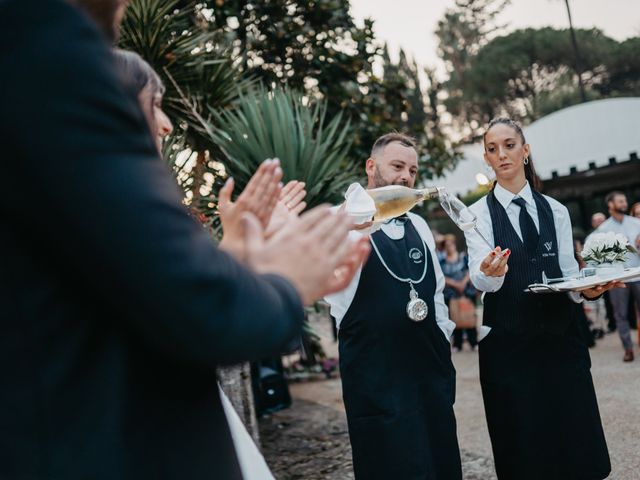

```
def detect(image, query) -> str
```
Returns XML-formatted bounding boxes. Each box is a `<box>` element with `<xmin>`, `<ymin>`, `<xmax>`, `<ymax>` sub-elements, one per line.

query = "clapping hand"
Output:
<box><xmin>265</xmin><ymin>180</ymin><xmax>307</xmax><ymax>238</ymax></box>
<box><xmin>217</xmin><ymin>161</ymin><xmax>370</xmax><ymax>303</ymax></box>
<box><xmin>219</xmin><ymin>159</ymin><xmax>283</xmax><ymax>261</ymax></box>
<box><xmin>242</xmin><ymin>205</ymin><xmax>371</xmax><ymax>305</ymax></box>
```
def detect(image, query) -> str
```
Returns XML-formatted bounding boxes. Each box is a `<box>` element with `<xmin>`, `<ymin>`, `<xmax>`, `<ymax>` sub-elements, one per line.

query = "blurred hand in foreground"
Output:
<box><xmin>265</xmin><ymin>180</ymin><xmax>307</xmax><ymax>238</ymax></box>
<box><xmin>218</xmin><ymin>159</ymin><xmax>282</xmax><ymax>261</ymax></box>
<box><xmin>242</xmin><ymin>206</ymin><xmax>371</xmax><ymax>305</ymax></box>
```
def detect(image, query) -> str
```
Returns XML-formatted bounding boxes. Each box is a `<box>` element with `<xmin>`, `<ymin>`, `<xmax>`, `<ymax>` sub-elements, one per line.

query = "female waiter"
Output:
<box><xmin>464</xmin><ymin>117</ymin><xmax>620</xmax><ymax>480</ymax></box>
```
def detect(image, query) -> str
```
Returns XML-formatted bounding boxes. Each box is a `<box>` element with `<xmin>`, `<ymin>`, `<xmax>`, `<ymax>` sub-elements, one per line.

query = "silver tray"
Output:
<box><xmin>526</xmin><ymin>266</ymin><xmax>640</xmax><ymax>293</ymax></box>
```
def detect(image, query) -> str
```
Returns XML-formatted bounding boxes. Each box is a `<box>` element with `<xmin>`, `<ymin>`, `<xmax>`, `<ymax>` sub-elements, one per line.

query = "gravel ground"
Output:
<box><xmin>260</xmin><ymin>398</ymin><xmax>353</xmax><ymax>480</ymax></box>
<box><xmin>260</xmin><ymin>382</ymin><xmax>497</xmax><ymax>480</ymax></box>
<box><xmin>260</xmin><ymin>315</ymin><xmax>640</xmax><ymax>479</ymax></box>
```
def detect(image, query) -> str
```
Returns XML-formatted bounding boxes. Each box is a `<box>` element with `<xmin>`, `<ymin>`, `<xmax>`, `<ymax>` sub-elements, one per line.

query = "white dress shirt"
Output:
<box><xmin>592</xmin><ymin>215</ymin><xmax>640</xmax><ymax>268</ymax></box>
<box><xmin>324</xmin><ymin>212</ymin><xmax>455</xmax><ymax>340</ymax></box>
<box><xmin>464</xmin><ymin>182</ymin><xmax>582</xmax><ymax>303</ymax></box>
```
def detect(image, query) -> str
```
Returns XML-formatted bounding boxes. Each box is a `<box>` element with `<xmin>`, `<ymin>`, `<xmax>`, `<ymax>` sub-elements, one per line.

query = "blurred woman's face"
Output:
<box><xmin>137</xmin><ymin>84</ymin><xmax>173</xmax><ymax>152</ymax></box>
<box><xmin>153</xmin><ymin>93</ymin><xmax>173</xmax><ymax>147</ymax></box>
<box><xmin>633</xmin><ymin>207</ymin><xmax>640</xmax><ymax>219</ymax></box>
<box><xmin>484</xmin><ymin>124</ymin><xmax>530</xmax><ymax>184</ymax></box>
<box><xmin>137</xmin><ymin>84</ymin><xmax>155</xmax><ymax>131</ymax></box>
<box><xmin>445</xmin><ymin>239</ymin><xmax>457</xmax><ymax>254</ymax></box>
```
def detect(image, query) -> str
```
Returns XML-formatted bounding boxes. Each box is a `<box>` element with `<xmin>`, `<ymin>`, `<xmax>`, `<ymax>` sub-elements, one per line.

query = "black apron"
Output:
<box><xmin>480</xmin><ymin>191</ymin><xmax>611</xmax><ymax>480</ymax></box>
<box><xmin>339</xmin><ymin>219</ymin><xmax>462</xmax><ymax>480</ymax></box>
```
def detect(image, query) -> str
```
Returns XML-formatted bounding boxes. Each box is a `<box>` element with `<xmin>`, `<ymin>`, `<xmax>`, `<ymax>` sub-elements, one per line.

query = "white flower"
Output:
<box><xmin>582</xmin><ymin>232</ymin><xmax>630</xmax><ymax>265</ymax></box>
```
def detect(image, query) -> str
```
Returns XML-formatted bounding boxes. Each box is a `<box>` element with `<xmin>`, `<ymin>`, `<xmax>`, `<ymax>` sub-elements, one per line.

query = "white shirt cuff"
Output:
<box><xmin>471</xmin><ymin>270</ymin><xmax>505</xmax><ymax>293</ymax></box>
<box><xmin>568</xmin><ymin>291</ymin><xmax>583</xmax><ymax>304</ymax></box>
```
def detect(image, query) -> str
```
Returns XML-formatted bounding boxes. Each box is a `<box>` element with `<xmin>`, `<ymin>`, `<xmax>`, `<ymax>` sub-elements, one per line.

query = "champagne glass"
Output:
<box><xmin>541</xmin><ymin>268</ymin><xmax>596</xmax><ymax>285</ymax></box>
<box><xmin>541</xmin><ymin>271</ymin><xmax>568</xmax><ymax>284</ymax></box>
<box><xmin>438</xmin><ymin>190</ymin><xmax>494</xmax><ymax>249</ymax></box>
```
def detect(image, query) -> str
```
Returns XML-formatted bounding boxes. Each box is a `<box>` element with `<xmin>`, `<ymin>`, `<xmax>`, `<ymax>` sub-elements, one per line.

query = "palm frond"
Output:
<box><xmin>205</xmin><ymin>87</ymin><xmax>357</xmax><ymax>207</ymax></box>
<box><xmin>119</xmin><ymin>0</ymin><xmax>253</xmax><ymax>150</ymax></box>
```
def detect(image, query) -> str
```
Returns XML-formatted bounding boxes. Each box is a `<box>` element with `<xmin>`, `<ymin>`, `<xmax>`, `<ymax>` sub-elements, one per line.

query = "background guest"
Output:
<box><xmin>591</xmin><ymin>212</ymin><xmax>607</xmax><ymax>231</ymax></box>
<box><xmin>591</xmin><ymin>191</ymin><xmax>640</xmax><ymax>361</ymax></box>
<box><xmin>440</xmin><ymin>234</ymin><xmax>478</xmax><ymax>352</ymax></box>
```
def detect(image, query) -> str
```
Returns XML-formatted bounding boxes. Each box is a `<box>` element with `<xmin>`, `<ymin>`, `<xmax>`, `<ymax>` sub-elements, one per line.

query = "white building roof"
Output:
<box><xmin>437</xmin><ymin>97</ymin><xmax>640</xmax><ymax>196</ymax></box>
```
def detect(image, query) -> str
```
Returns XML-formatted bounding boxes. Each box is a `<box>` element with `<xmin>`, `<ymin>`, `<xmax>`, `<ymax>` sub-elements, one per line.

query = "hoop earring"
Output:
<box><xmin>523</xmin><ymin>156</ymin><xmax>529</xmax><ymax>165</ymax></box>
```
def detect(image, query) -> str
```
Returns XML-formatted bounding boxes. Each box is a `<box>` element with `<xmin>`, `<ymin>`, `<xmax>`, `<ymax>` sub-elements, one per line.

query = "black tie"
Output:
<box><xmin>512</xmin><ymin>197</ymin><xmax>539</xmax><ymax>251</ymax></box>
<box><xmin>387</xmin><ymin>214</ymin><xmax>409</xmax><ymax>225</ymax></box>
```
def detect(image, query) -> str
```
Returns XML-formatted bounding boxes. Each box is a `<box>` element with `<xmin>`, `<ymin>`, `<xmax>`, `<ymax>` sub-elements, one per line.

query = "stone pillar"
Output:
<box><xmin>218</xmin><ymin>363</ymin><xmax>260</xmax><ymax>445</ymax></box>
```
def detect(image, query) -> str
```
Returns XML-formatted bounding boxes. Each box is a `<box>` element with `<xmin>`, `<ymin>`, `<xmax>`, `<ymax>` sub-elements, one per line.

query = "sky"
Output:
<box><xmin>349</xmin><ymin>0</ymin><xmax>640</xmax><ymax>75</ymax></box>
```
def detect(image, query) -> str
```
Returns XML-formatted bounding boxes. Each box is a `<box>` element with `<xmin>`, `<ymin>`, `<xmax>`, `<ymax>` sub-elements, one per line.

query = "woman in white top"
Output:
<box><xmin>464</xmin><ymin>117</ymin><xmax>620</xmax><ymax>480</ymax></box>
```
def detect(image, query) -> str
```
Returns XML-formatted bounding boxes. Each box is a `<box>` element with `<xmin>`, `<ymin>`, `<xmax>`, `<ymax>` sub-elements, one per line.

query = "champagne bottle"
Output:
<box><xmin>366</xmin><ymin>185</ymin><xmax>442</xmax><ymax>222</ymax></box>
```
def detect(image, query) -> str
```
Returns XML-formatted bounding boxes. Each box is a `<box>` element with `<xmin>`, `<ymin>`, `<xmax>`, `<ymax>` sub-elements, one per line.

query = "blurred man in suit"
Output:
<box><xmin>0</xmin><ymin>0</ymin><xmax>368</xmax><ymax>478</ymax></box>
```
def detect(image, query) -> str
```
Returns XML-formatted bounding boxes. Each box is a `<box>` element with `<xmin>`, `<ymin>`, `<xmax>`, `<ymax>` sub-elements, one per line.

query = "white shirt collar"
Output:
<box><xmin>494</xmin><ymin>181</ymin><xmax>534</xmax><ymax>210</ymax></box>
<box><xmin>380</xmin><ymin>217</ymin><xmax>406</xmax><ymax>240</ymax></box>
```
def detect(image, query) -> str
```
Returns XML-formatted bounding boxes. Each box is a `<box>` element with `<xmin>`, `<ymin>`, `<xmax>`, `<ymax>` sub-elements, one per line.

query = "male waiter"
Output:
<box><xmin>326</xmin><ymin>133</ymin><xmax>462</xmax><ymax>479</ymax></box>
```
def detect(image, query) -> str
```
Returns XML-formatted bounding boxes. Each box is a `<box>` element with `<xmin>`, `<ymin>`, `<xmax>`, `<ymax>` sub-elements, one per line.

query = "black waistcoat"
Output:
<box><xmin>338</xmin><ymin>219</ymin><xmax>461</xmax><ymax>480</ymax></box>
<box><xmin>483</xmin><ymin>190</ymin><xmax>574</xmax><ymax>335</ymax></box>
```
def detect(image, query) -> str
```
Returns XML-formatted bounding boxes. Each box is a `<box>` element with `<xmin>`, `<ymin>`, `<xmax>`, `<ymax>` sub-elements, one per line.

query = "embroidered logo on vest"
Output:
<box><xmin>542</xmin><ymin>240</ymin><xmax>556</xmax><ymax>257</ymax></box>
<box><xmin>409</xmin><ymin>248</ymin><xmax>424</xmax><ymax>264</ymax></box>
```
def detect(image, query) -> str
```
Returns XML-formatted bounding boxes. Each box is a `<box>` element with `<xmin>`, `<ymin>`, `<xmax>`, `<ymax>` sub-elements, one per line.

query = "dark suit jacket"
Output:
<box><xmin>0</xmin><ymin>0</ymin><xmax>303</xmax><ymax>478</ymax></box>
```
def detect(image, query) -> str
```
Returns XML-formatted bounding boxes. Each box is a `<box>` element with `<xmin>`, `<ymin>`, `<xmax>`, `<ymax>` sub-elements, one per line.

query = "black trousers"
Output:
<box><xmin>452</xmin><ymin>328</ymin><xmax>478</xmax><ymax>349</ymax></box>
<box><xmin>479</xmin><ymin>323</ymin><xmax>610</xmax><ymax>480</ymax></box>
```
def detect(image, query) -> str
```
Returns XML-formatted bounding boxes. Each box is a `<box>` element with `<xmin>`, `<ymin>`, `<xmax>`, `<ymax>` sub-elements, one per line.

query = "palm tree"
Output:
<box><xmin>119</xmin><ymin>0</ymin><xmax>254</xmax><ymax>210</ymax></box>
<box><xmin>207</xmin><ymin>86</ymin><xmax>358</xmax><ymax>208</ymax></box>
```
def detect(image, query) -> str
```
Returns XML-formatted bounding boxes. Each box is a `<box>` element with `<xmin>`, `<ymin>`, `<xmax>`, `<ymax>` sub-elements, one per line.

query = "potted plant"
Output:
<box><xmin>581</xmin><ymin>232</ymin><xmax>636</xmax><ymax>274</ymax></box>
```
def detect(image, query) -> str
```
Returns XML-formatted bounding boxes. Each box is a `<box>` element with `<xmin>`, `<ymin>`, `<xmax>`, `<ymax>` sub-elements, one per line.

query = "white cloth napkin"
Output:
<box><xmin>344</xmin><ymin>182</ymin><xmax>377</xmax><ymax>224</ymax></box>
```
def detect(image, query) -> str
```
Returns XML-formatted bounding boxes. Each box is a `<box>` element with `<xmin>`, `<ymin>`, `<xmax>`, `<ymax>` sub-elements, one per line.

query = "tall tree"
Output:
<box><xmin>559</xmin><ymin>0</ymin><xmax>587</xmax><ymax>102</ymax></box>
<box><xmin>122</xmin><ymin>0</ymin><xmax>462</xmax><ymax>195</ymax></box>
<box><xmin>198</xmin><ymin>1</ymin><xmax>460</xmax><ymax>179</ymax></box>
<box><xmin>436</xmin><ymin>0</ymin><xmax>511</xmax><ymax>140</ymax></box>
<box><xmin>366</xmin><ymin>46</ymin><xmax>461</xmax><ymax>181</ymax></box>
<box><xmin>196</xmin><ymin>1</ymin><xmax>381</xmax><ymax>160</ymax></box>
<box><xmin>451</xmin><ymin>27</ymin><xmax>618</xmax><ymax>129</ymax></box>
<box><xmin>600</xmin><ymin>36</ymin><xmax>640</xmax><ymax>97</ymax></box>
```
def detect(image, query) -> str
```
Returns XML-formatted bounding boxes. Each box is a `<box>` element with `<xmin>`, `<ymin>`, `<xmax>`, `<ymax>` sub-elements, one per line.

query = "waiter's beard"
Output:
<box><xmin>372</xmin><ymin>167</ymin><xmax>408</xmax><ymax>188</ymax></box>
<box><xmin>614</xmin><ymin>207</ymin><xmax>628</xmax><ymax>215</ymax></box>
